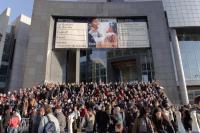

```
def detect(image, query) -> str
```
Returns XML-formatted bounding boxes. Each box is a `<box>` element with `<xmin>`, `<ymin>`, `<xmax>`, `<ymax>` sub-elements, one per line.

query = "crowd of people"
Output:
<box><xmin>0</xmin><ymin>81</ymin><xmax>200</xmax><ymax>133</ymax></box>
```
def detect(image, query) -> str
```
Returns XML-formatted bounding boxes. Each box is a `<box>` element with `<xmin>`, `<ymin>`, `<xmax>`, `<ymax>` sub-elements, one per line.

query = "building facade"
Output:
<box><xmin>8</xmin><ymin>15</ymin><xmax>31</xmax><ymax>90</ymax></box>
<box><xmin>22</xmin><ymin>0</ymin><xmax>180</xmax><ymax>103</ymax></box>
<box><xmin>0</xmin><ymin>9</ymin><xmax>31</xmax><ymax>92</ymax></box>
<box><xmin>0</xmin><ymin>0</ymin><xmax>197</xmax><ymax>103</ymax></box>
<box><xmin>163</xmin><ymin>0</ymin><xmax>200</xmax><ymax>103</ymax></box>
<box><xmin>0</xmin><ymin>8</ymin><xmax>11</xmax><ymax>90</ymax></box>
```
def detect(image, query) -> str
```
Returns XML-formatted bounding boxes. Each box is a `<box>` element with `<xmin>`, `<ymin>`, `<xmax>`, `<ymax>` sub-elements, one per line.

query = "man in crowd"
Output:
<box><xmin>55</xmin><ymin>105</ymin><xmax>66</xmax><ymax>133</ymax></box>
<box><xmin>96</xmin><ymin>106</ymin><xmax>109</xmax><ymax>133</ymax></box>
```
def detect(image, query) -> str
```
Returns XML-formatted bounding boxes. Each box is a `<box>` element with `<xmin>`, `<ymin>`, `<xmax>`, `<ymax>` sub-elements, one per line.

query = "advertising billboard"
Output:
<box><xmin>88</xmin><ymin>18</ymin><xmax>118</xmax><ymax>48</ymax></box>
<box><xmin>55</xmin><ymin>22</ymin><xmax>88</xmax><ymax>48</ymax></box>
<box><xmin>55</xmin><ymin>19</ymin><xmax>150</xmax><ymax>49</ymax></box>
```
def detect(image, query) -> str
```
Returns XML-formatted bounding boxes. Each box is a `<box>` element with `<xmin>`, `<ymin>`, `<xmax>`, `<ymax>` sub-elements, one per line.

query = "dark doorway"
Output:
<box><xmin>111</xmin><ymin>60</ymin><xmax>137</xmax><ymax>82</ymax></box>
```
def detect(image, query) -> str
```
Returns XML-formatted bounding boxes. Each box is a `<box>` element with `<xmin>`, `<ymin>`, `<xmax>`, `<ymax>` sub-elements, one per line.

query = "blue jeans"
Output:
<box><xmin>7</xmin><ymin>127</ymin><xmax>18</xmax><ymax>133</ymax></box>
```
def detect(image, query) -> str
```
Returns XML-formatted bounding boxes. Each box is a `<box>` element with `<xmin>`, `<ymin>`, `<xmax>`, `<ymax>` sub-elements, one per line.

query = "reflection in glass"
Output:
<box><xmin>180</xmin><ymin>41</ymin><xmax>200</xmax><ymax>80</ymax></box>
<box><xmin>80</xmin><ymin>48</ymin><xmax>154</xmax><ymax>83</ymax></box>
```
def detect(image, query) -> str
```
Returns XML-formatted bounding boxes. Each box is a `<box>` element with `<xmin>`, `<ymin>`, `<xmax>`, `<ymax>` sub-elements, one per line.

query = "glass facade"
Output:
<box><xmin>188</xmin><ymin>89</ymin><xmax>200</xmax><ymax>103</ymax></box>
<box><xmin>180</xmin><ymin>41</ymin><xmax>200</xmax><ymax>81</ymax></box>
<box><xmin>80</xmin><ymin>48</ymin><xmax>154</xmax><ymax>83</ymax></box>
<box><xmin>163</xmin><ymin>0</ymin><xmax>200</xmax><ymax>27</ymax></box>
<box><xmin>0</xmin><ymin>31</ymin><xmax>15</xmax><ymax>90</ymax></box>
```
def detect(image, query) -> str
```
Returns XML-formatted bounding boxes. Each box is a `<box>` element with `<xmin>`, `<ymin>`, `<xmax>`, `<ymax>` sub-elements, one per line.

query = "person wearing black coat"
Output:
<box><xmin>152</xmin><ymin>107</ymin><xmax>175</xmax><ymax>133</ymax></box>
<box><xmin>182</xmin><ymin>109</ymin><xmax>192</xmax><ymax>132</ymax></box>
<box><xmin>0</xmin><ymin>103</ymin><xmax>4</xmax><ymax>133</ymax></box>
<box><xmin>95</xmin><ymin>107</ymin><xmax>110</xmax><ymax>133</ymax></box>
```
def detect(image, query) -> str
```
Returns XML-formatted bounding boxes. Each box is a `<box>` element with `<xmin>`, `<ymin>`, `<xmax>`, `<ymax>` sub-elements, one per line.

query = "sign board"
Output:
<box><xmin>118</xmin><ymin>22</ymin><xmax>150</xmax><ymax>48</ymax></box>
<box><xmin>55</xmin><ymin>22</ymin><xmax>88</xmax><ymax>48</ymax></box>
<box><xmin>55</xmin><ymin>20</ymin><xmax>150</xmax><ymax>49</ymax></box>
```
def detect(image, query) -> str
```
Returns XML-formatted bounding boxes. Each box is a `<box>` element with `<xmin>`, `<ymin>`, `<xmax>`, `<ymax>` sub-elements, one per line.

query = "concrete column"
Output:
<box><xmin>76</xmin><ymin>49</ymin><xmax>80</xmax><ymax>83</ymax></box>
<box><xmin>67</xmin><ymin>50</ymin><xmax>76</xmax><ymax>82</ymax></box>
<box><xmin>170</xmin><ymin>29</ymin><xmax>189</xmax><ymax>104</ymax></box>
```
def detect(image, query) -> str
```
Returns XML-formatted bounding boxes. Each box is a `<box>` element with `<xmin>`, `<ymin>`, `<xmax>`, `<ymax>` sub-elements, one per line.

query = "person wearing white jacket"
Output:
<box><xmin>191</xmin><ymin>110</ymin><xmax>200</xmax><ymax>133</ymax></box>
<box><xmin>175</xmin><ymin>110</ymin><xmax>186</xmax><ymax>133</ymax></box>
<box><xmin>68</xmin><ymin>111</ymin><xmax>76</xmax><ymax>133</ymax></box>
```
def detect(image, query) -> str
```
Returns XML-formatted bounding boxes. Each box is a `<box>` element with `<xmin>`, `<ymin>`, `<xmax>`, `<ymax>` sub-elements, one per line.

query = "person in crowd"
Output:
<box><xmin>125</xmin><ymin>106</ymin><xmax>138</xmax><ymax>133</ymax></box>
<box><xmin>0</xmin><ymin>102</ymin><xmax>3</xmax><ymax>133</ymax></box>
<box><xmin>115</xmin><ymin>123</ymin><xmax>125</xmax><ymax>133</ymax></box>
<box><xmin>35</xmin><ymin>107</ymin><xmax>45</xmax><ymax>133</ymax></box>
<box><xmin>174</xmin><ymin>108</ymin><xmax>186</xmax><ymax>133</ymax></box>
<box><xmin>55</xmin><ymin>105</ymin><xmax>66</xmax><ymax>133</ymax></box>
<box><xmin>68</xmin><ymin>109</ymin><xmax>76</xmax><ymax>133</ymax></box>
<box><xmin>182</xmin><ymin>109</ymin><xmax>192</xmax><ymax>132</ymax></box>
<box><xmin>114</xmin><ymin>107</ymin><xmax>123</xmax><ymax>125</ymax></box>
<box><xmin>152</xmin><ymin>107</ymin><xmax>175</xmax><ymax>133</ymax></box>
<box><xmin>190</xmin><ymin>110</ymin><xmax>200</xmax><ymax>133</ymax></box>
<box><xmin>162</xmin><ymin>101</ymin><xmax>178</xmax><ymax>132</ymax></box>
<box><xmin>80</xmin><ymin>104</ymin><xmax>88</xmax><ymax>130</ymax></box>
<box><xmin>38</xmin><ymin>106</ymin><xmax>60</xmax><ymax>133</ymax></box>
<box><xmin>7</xmin><ymin>110</ymin><xmax>20</xmax><ymax>133</ymax></box>
<box><xmin>85</xmin><ymin>108</ymin><xmax>95</xmax><ymax>133</ymax></box>
<box><xmin>72</xmin><ymin>106</ymin><xmax>80</xmax><ymax>133</ymax></box>
<box><xmin>29</xmin><ymin>107</ymin><xmax>37</xmax><ymax>133</ymax></box>
<box><xmin>133</xmin><ymin>107</ymin><xmax>154</xmax><ymax>133</ymax></box>
<box><xmin>3</xmin><ymin>106</ymin><xmax>12</xmax><ymax>133</ymax></box>
<box><xmin>96</xmin><ymin>106</ymin><xmax>110</xmax><ymax>133</ymax></box>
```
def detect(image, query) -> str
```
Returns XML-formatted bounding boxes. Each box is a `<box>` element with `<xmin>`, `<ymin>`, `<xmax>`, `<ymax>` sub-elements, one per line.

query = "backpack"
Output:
<box><xmin>43</xmin><ymin>115</ymin><xmax>56</xmax><ymax>133</ymax></box>
<box><xmin>136</xmin><ymin>117</ymin><xmax>154</xmax><ymax>133</ymax></box>
<box><xmin>139</xmin><ymin>118</ymin><xmax>148</xmax><ymax>132</ymax></box>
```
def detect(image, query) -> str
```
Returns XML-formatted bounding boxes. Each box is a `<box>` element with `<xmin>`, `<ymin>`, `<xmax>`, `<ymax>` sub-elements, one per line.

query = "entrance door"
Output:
<box><xmin>112</xmin><ymin>60</ymin><xmax>137</xmax><ymax>82</ymax></box>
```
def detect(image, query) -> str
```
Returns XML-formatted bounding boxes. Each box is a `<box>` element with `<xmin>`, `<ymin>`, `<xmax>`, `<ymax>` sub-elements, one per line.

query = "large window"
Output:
<box><xmin>177</xmin><ymin>28</ymin><xmax>200</xmax><ymax>41</ymax></box>
<box><xmin>0</xmin><ymin>65</ymin><xmax>8</xmax><ymax>75</ymax></box>
<box><xmin>177</xmin><ymin>28</ymin><xmax>200</xmax><ymax>81</ymax></box>
<box><xmin>80</xmin><ymin>48</ymin><xmax>154</xmax><ymax>83</ymax></box>
<box><xmin>180</xmin><ymin>41</ymin><xmax>200</xmax><ymax>80</ymax></box>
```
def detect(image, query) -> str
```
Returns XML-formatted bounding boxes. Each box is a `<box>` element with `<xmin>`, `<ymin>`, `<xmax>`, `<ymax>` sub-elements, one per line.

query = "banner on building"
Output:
<box><xmin>118</xmin><ymin>22</ymin><xmax>150</xmax><ymax>48</ymax></box>
<box><xmin>88</xmin><ymin>18</ymin><xmax>118</xmax><ymax>48</ymax></box>
<box><xmin>55</xmin><ymin>19</ymin><xmax>150</xmax><ymax>49</ymax></box>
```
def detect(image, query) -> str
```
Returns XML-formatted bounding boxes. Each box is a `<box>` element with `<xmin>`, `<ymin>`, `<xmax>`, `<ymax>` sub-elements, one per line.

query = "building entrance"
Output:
<box><xmin>112</xmin><ymin>60</ymin><xmax>137</xmax><ymax>82</ymax></box>
<box><xmin>79</xmin><ymin>48</ymin><xmax>154</xmax><ymax>83</ymax></box>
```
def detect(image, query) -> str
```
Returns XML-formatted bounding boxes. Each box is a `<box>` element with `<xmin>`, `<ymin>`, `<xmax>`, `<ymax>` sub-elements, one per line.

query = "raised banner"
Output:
<box><xmin>55</xmin><ymin>22</ymin><xmax>88</xmax><ymax>48</ymax></box>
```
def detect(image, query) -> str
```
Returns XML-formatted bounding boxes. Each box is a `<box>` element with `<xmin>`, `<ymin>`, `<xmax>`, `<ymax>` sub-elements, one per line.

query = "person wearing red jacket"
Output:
<box><xmin>7</xmin><ymin>111</ymin><xmax>20</xmax><ymax>133</ymax></box>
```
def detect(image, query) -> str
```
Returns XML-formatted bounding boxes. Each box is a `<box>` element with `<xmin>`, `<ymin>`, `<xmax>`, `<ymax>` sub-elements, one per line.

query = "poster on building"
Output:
<box><xmin>55</xmin><ymin>22</ymin><xmax>88</xmax><ymax>48</ymax></box>
<box><xmin>88</xmin><ymin>18</ymin><xmax>118</xmax><ymax>48</ymax></box>
<box><xmin>117</xmin><ymin>22</ymin><xmax>150</xmax><ymax>48</ymax></box>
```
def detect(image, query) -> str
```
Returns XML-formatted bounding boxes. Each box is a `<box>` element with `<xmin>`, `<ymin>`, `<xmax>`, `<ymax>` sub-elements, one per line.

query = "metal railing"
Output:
<box><xmin>18</xmin><ymin>118</ymin><xmax>29</xmax><ymax>133</ymax></box>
